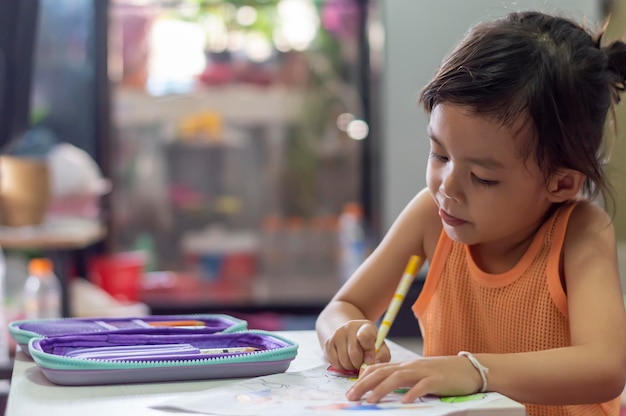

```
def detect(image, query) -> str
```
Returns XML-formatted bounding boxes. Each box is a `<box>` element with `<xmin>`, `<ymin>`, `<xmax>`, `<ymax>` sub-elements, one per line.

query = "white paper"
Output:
<box><xmin>154</xmin><ymin>365</ymin><xmax>508</xmax><ymax>416</ymax></box>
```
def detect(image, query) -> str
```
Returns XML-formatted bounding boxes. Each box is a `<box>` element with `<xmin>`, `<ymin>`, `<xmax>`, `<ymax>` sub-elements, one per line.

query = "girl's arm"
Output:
<box><xmin>315</xmin><ymin>188</ymin><xmax>441</xmax><ymax>370</ymax></box>
<box><xmin>347</xmin><ymin>201</ymin><xmax>626</xmax><ymax>405</ymax></box>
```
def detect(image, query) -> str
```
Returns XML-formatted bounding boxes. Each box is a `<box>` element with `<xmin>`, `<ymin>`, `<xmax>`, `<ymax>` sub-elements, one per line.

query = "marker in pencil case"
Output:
<box><xmin>199</xmin><ymin>347</ymin><xmax>260</xmax><ymax>354</ymax></box>
<box><xmin>66</xmin><ymin>344</ymin><xmax>197</xmax><ymax>360</ymax></box>
<box><xmin>130</xmin><ymin>319</ymin><xmax>207</xmax><ymax>329</ymax></box>
<box><xmin>148</xmin><ymin>320</ymin><xmax>206</xmax><ymax>328</ymax></box>
<box><xmin>67</xmin><ymin>344</ymin><xmax>261</xmax><ymax>361</ymax></box>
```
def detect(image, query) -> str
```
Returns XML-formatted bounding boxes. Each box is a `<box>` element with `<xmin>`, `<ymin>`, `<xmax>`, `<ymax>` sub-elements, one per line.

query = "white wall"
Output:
<box><xmin>381</xmin><ymin>0</ymin><xmax>601</xmax><ymax>231</ymax></box>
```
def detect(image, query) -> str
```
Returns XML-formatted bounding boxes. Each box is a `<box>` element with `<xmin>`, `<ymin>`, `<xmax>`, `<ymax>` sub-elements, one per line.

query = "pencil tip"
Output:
<box><xmin>358</xmin><ymin>362</ymin><xmax>369</xmax><ymax>378</ymax></box>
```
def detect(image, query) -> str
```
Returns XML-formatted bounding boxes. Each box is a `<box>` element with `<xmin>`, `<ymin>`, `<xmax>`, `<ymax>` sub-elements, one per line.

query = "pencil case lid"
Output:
<box><xmin>9</xmin><ymin>314</ymin><xmax>247</xmax><ymax>355</ymax></box>
<box><xmin>28</xmin><ymin>329</ymin><xmax>298</xmax><ymax>385</ymax></box>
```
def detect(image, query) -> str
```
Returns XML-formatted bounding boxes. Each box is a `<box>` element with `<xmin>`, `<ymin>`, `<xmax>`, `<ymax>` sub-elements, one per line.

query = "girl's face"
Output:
<box><xmin>426</xmin><ymin>104</ymin><xmax>554</xmax><ymax>249</ymax></box>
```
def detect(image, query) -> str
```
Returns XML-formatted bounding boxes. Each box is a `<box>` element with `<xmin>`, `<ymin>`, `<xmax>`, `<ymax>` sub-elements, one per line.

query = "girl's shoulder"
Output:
<box><xmin>567</xmin><ymin>200</ymin><xmax>613</xmax><ymax>232</ymax></box>
<box><xmin>564</xmin><ymin>199</ymin><xmax>615</xmax><ymax>248</ymax></box>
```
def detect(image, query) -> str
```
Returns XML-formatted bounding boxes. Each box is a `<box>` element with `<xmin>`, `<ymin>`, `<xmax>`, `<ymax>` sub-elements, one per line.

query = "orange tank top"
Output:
<box><xmin>412</xmin><ymin>202</ymin><xmax>619</xmax><ymax>416</ymax></box>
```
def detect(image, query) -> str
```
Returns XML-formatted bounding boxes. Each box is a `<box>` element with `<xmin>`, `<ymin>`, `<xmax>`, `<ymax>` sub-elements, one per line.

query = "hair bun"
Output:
<box><xmin>602</xmin><ymin>40</ymin><xmax>626</xmax><ymax>102</ymax></box>
<box><xmin>603</xmin><ymin>40</ymin><xmax>626</xmax><ymax>80</ymax></box>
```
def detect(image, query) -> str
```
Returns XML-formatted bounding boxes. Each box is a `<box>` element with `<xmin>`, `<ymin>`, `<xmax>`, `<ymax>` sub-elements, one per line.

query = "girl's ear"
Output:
<box><xmin>546</xmin><ymin>169</ymin><xmax>585</xmax><ymax>202</ymax></box>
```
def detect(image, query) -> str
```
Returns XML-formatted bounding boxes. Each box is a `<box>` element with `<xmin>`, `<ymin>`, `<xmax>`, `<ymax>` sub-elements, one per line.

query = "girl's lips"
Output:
<box><xmin>439</xmin><ymin>208</ymin><xmax>467</xmax><ymax>226</ymax></box>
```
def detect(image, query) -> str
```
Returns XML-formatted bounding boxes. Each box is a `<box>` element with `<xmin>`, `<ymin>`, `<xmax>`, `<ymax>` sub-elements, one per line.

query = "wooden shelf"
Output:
<box><xmin>115</xmin><ymin>85</ymin><xmax>305</xmax><ymax>127</ymax></box>
<box><xmin>0</xmin><ymin>217</ymin><xmax>106</xmax><ymax>250</ymax></box>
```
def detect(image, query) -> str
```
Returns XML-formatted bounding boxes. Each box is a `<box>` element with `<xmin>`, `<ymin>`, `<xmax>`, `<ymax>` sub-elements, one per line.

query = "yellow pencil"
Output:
<box><xmin>360</xmin><ymin>255</ymin><xmax>424</xmax><ymax>374</ymax></box>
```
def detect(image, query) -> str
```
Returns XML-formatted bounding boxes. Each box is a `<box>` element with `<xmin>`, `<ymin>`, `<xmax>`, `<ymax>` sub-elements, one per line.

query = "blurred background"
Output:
<box><xmin>0</xmin><ymin>0</ymin><xmax>621</xmax><ymax>336</ymax></box>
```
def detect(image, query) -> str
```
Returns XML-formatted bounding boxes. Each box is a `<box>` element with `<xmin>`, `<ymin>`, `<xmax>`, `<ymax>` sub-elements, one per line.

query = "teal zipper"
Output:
<box><xmin>29</xmin><ymin>330</ymin><xmax>298</xmax><ymax>371</ymax></box>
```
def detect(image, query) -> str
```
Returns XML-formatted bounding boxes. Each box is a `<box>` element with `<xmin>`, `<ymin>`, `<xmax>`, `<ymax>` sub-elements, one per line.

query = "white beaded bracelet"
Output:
<box><xmin>458</xmin><ymin>351</ymin><xmax>489</xmax><ymax>393</ymax></box>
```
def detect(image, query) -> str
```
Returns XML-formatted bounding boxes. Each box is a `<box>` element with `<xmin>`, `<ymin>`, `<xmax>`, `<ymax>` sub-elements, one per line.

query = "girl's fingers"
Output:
<box><xmin>356</xmin><ymin>322</ymin><xmax>378</xmax><ymax>364</ymax></box>
<box><xmin>375</xmin><ymin>343</ymin><xmax>392</xmax><ymax>364</ymax></box>
<box><xmin>338</xmin><ymin>348</ymin><xmax>359</xmax><ymax>371</ymax></box>
<box><xmin>402</xmin><ymin>377</ymin><xmax>437</xmax><ymax>403</ymax></box>
<box><xmin>325</xmin><ymin>321</ymin><xmax>380</xmax><ymax>371</ymax></box>
<box><xmin>334</xmin><ymin>332</ymin><xmax>365</xmax><ymax>371</ymax></box>
<box><xmin>333</xmin><ymin>337</ymin><xmax>356</xmax><ymax>370</ymax></box>
<box><xmin>347</xmin><ymin>362</ymin><xmax>434</xmax><ymax>403</ymax></box>
<box><xmin>346</xmin><ymin>364</ymin><xmax>389</xmax><ymax>400</ymax></box>
<box><xmin>347</xmin><ymin>342</ymin><xmax>366</xmax><ymax>370</ymax></box>
<box><xmin>323</xmin><ymin>339</ymin><xmax>341</xmax><ymax>369</ymax></box>
<box><xmin>362</xmin><ymin>367</ymin><xmax>419</xmax><ymax>403</ymax></box>
<box><xmin>346</xmin><ymin>357</ymin><xmax>482</xmax><ymax>403</ymax></box>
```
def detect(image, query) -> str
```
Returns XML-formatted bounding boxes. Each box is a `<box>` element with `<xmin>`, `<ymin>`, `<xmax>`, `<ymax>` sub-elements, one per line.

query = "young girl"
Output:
<box><xmin>316</xmin><ymin>10</ymin><xmax>626</xmax><ymax>416</ymax></box>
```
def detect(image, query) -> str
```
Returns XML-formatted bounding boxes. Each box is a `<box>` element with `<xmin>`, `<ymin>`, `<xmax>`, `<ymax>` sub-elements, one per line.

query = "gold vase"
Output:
<box><xmin>0</xmin><ymin>156</ymin><xmax>51</xmax><ymax>227</ymax></box>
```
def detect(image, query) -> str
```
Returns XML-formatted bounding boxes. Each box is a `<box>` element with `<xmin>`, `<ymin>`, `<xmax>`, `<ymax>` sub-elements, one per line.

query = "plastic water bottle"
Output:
<box><xmin>338</xmin><ymin>203</ymin><xmax>366</xmax><ymax>283</ymax></box>
<box><xmin>23</xmin><ymin>258</ymin><xmax>61</xmax><ymax>320</ymax></box>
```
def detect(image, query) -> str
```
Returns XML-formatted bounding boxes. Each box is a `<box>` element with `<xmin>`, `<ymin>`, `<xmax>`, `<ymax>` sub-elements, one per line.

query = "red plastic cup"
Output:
<box><xmin>89</xmin><ymin>252</ymin><xmax>146</xmax><ymax>302</ymax></box>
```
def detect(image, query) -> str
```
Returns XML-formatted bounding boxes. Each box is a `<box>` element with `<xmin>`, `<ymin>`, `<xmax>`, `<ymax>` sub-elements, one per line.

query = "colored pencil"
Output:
<box><xmin>375</xmin><ymin>255</ymin><xmax>423</xmax><ymax>350</ymax></box>
<box><xmin>360</xmin><ymin>255</ymin><xmax>423</xmax><ymax>374</ymax></box>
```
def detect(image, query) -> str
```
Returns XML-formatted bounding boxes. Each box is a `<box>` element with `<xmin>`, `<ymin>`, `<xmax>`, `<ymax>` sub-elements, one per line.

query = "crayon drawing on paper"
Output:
<box><xmin>156</xmin><ymin>365</ymin><xmax>504</xmax><ymax>416</ymax></box>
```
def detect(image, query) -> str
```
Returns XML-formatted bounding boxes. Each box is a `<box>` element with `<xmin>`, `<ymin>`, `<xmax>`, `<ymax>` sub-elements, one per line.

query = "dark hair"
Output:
<box><xmin>419</xmin><ymin>11</ymin><xmax>626</xmax><ymax>208</ymax></box>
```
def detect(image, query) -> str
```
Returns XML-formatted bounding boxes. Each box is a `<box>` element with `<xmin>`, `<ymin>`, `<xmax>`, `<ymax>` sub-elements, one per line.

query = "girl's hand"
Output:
<box><xmin>322</xmin><ymin>320</ymin><xmax>392</xmax><ymax>371</ymax></box>
<box><xmin>346</xmin><ymin>356</ymin><xmax>483</xmax><ymax>403</ymax></box>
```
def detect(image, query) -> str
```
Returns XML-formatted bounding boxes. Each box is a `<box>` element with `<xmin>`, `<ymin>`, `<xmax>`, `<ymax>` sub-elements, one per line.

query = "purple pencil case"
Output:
<box><xmin>9</xmin><ymin>315</ymin><xmax>298</xmax><ymax>386</ymax></box>
<box><xmin>9</xmin><ymin>314</ymin><xmax>247</xmax><ymax>357</ymax></box>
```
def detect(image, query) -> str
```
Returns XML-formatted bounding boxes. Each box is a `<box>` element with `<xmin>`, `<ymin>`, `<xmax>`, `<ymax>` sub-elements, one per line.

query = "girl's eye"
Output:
<box><xmin>429</xmin><ymin>150</ymin><xmax>448</xmax><ymax>162</ymax></box>
<box><xmin>471</xmin><ymin>173</ymin><xmax>498</xmax><ymax>187</ymax></box>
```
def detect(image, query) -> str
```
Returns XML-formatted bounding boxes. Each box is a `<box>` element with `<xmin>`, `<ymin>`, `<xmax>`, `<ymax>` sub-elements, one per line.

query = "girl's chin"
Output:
<box><xmin>442</xmin><ymin>224</ymin><xmax>478</xmax><ymax>245</ymax></box>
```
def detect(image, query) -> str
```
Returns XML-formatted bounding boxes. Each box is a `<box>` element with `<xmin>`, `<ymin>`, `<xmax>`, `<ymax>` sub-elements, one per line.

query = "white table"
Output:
<box><xmin>6</xmin><ymin>330</ymin><xmax>526</xmax><ymax>415</ymax></box>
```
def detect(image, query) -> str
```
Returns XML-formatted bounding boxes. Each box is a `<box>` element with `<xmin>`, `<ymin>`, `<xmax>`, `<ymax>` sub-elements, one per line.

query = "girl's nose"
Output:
<box><xmin>441</xmin><ymin>187</ymin><xmax>454</xmax><ymax>200</ymax></box>
<box><xmin>440</xmin><ymin>168</ymin><xmax>461</xmax><ymax>202</ymax></box>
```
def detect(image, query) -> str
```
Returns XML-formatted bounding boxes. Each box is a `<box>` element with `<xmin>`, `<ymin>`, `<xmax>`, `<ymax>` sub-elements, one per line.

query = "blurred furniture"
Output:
<box><xmin>105</xmin><ymin>0</ymin><xmax>378</xmax><ymax>320</ymax></box>
<box><xmin>0</xmin><ymin>217</ymin><xmax>106</xmax><ymax>317</ymax></box>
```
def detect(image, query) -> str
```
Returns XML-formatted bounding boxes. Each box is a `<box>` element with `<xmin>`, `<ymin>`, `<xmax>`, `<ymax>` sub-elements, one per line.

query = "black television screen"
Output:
<box><xmin>0</xmin><ymin>0</ymin><xmax>39</xmax><ymax>152</ymax></box>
